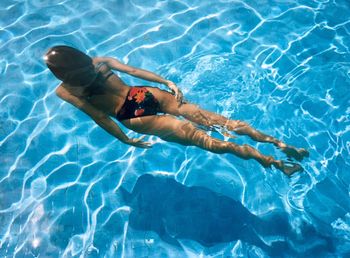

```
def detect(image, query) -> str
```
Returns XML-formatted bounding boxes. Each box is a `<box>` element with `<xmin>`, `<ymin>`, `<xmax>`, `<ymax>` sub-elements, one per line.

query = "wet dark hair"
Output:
<box><xmin>44</xmin><ymin>45</ymin><xmax>98</xmax><ymax>87</ymax></box>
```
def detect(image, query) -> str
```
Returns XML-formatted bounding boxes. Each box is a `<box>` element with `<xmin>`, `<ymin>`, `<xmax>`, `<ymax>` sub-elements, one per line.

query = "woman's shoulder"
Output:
<box><xmin>56</xmin><ymin>83</ymin><xmax>87</xmax><ymax>99</ymax></box>
<box><xmin>55</xmin><ymin>83</ymin><xmax>70</xmax><ymax>99</ymax></box>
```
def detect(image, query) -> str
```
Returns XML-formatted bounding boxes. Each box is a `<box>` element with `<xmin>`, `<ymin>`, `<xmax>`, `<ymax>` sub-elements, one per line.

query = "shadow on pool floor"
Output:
<box><xmin>119</xmin><ymin>173</ymin><xmax>335</xmax><ymax>256</ymax></box>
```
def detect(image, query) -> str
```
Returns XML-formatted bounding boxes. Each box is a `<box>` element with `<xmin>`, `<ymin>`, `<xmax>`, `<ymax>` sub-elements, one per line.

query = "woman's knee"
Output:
<box><xmin>240</xmin><ymin>144</ymin><xmax>253</xmax><ymax>155</ymax></box>
<box><xmin>201</xmin><ymin>138</ymin><xmax>232</xmax><ymax>153</ymax></box>
<box><xmin>178</xmin><ymin>103</ymin><xmax>199</xmax><ymax>116</ymax></box>
<box><xmin>179</xmin><ymin>104</ymin><xmax>214</xmax><ymax>126</ymax></box>
<box><xmin>235</xmin><ymin>121</ymin><xmax>249</xmax><ymax>128</ymax></box>
<box><xmin>176</xmin><ymin>123</ymin><xmax>217</xmax><ymax>149</ymax></box>
<box><xmin>228</xmin><ymin>120</ymin><xmax>250</xmax><ymax>132</ymax></box>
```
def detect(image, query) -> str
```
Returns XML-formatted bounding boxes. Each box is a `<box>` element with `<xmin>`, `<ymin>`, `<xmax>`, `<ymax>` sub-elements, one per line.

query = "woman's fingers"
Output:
<box><xmin>137</xmin><ymin>135</ymin><xmax>146</xmax><ymax>141</ymax></box>
<box><xmin>177</xmin><ymin>90</ymin><xmax>184</xmax><ymax>102</ymax></box>
<box><xmin>175</xmin><ymin>90</ymin><xmax>184</xmax><ymax>106</ymax></box>
<box><xmin>167</xmin><ymin>81</ymin><xmax>185</xmax><ymax>104</ymax></box>
<box><xmin>129</xmin><ymin>136</ymin><xmax>153</xmax><ymax>148</ymax></box>
<box><xmin>135</xmin><ymin>141</ymin><xmax>152</xmax><ymax>148</ymax></box>
<box><xmin>141</xmin><ymin>141</ymin><xmax>152</xmax><ymax>148</ymax></box>
<box><xmin>166</xmin><ymin>81</ymin><xmax>186</xmax><ymax>106</ymax></box>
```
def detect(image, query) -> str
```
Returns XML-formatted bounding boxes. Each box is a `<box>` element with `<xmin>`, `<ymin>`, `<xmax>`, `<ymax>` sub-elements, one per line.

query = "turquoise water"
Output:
<box><xmin>1</xmin><ymin>0</ymin><xmax>350</xmax><ymax>257</ymax></box>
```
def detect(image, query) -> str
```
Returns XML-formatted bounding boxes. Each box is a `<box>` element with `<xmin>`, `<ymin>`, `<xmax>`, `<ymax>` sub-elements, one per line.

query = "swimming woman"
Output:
<box><xmin>45</xmin><ymin>45</ymin><xmax>308</xmax><ymax>175</ymax></box>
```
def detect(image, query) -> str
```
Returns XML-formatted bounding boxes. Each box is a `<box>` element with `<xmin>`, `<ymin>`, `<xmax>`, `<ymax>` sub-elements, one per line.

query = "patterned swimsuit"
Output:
<box><xmin>116</xmin><ymin>87</ymin><xmax>161</xmax><ymax>121</ymax></box>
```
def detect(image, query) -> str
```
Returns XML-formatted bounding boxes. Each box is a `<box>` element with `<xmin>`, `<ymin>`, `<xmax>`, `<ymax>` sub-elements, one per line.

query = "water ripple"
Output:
<box><xmin>1</xmin><ymin>0</ymin><xmax>349</xmax><ymax>257</ymax></box>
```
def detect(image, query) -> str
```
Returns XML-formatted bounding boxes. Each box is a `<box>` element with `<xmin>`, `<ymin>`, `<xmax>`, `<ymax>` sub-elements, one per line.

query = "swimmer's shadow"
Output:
<box><xmin>119</xmin><ymin>174</ymin><xmax>295</xmax><ymax>254</ymax></box>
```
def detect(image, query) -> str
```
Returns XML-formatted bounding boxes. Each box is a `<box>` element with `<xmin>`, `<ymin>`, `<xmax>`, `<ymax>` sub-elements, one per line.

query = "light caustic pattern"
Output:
<box><xmin>0</xmin><ymin>0</ymin><xmax>349</xmax><ymax>257</ymax></box>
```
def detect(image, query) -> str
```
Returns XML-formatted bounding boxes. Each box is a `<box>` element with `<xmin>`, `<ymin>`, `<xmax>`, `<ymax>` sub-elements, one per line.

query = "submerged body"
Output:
<box><xmin>47</xmin><ymin>46</ymin><xmax>308</xmax><ymax>175</ymax></box>
<box><xmin>120</xmin><ymin>174</ymin><xmax>333</xmax><ymax>254</ymax></box>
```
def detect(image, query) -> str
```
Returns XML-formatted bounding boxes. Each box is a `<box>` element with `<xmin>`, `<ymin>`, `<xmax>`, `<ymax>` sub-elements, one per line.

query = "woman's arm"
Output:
<box><xmin>55</xmin><ymin>85</ymin><xmax>151</xmax><ymax>148</ymax></box>
<box><xmin>93</xmin><ymin>56</ymin><xmax>169</xmax><ymax>85</ymax></box>
<box><xmin>93</xmin><ymin>57</ymin><xmax>183</xmax><ymax>103</ymax></box>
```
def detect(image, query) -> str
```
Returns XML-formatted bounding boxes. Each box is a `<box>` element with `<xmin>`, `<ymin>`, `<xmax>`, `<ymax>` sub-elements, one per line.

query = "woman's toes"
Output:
<box><xmin>281</xmin><ymin>161</ymin><xmax>303</xmax><ymax>176</ymax></box>
<box><xmin>299</xmin><ymin>148</ymin><xmax>309</xmax><ymax>158</ymax></box>
<box><xmin>280</xmin><ymin>146</ymin><xmax>309</xmax><ymax>161</ymax></box>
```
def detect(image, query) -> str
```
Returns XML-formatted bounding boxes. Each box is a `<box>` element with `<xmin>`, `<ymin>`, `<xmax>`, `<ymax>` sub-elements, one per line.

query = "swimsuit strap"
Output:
<box><xmin>94</xmin><ymin>62</ymin><xmax>105</xmax><ymax>71</ymax></box>
<box><xmin>104</xmin><ymin>70</ymin><xmax>114</xmax><ymax>81</ymax></box>
<box><xmin>94</xmin><ymin>62</ymin><xmax>114</xmax><ymax>81</ymax></box>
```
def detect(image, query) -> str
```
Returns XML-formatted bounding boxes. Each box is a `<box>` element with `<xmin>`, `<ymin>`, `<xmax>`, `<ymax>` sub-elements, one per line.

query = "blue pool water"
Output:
<box><xmin>1</xmin><ymin>0</ymin><xmax>350</xmax><ymax>257</ymax></box>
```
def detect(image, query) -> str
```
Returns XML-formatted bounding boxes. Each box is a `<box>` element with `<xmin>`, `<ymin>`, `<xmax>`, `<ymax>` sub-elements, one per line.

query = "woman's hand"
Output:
<box><xmin>126</xmin><ymin>136</ymin><xmax>152</xmax><ymax>148</ymax></box>
<box><xmin>166</xmin><ymin>80</ymin><xmax>184</xmax><ymax>104</ymax></box>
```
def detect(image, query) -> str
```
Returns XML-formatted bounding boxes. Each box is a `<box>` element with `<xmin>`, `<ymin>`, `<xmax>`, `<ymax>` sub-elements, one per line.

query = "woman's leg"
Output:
<box><xmin>147</xmin><ymin>87</ymin><xmax>308</xmax><ymax>161</ymax></box>
<box><xmin>121</xmin><ymin>115</ymin><xmax>301</xmax><ymax>175</ymax></box>
<box><xmin>176</xmin><ymin>104</ymin><xmax>309</xmax><ymax>161</ymax></box>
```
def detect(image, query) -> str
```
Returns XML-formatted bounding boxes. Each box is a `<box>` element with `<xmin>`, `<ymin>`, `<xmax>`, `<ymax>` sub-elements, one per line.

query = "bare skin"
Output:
<box><xmin>55</xmin><ymin>56</ymin><xmax>309</xmax><ymax>176</ymax></box>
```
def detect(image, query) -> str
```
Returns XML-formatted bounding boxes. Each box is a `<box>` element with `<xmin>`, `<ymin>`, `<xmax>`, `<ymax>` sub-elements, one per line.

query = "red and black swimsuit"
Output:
<box><xmin>93</xmin><ymin>63</ymin><xmax>161</xmax><ymax>121</ymax></box>
<box><xmin>116</xmin><ymin>87</ymin><xmax>161</xmax><ymax>121</ymax></box>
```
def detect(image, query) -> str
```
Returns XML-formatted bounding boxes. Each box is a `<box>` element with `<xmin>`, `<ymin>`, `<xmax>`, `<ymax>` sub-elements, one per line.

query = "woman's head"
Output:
<box><xmin>44</xmin><ymin>45</ymin><xmax>97</xmax><ymax>86</ymax></box>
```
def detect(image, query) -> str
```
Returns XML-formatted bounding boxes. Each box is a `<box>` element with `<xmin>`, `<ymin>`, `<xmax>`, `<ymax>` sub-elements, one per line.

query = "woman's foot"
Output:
<box><xmin>276</xmin><ymin>143</ymin><xmax>309</xmax><ymax>161</ymax></box>
<box><xmin>259</xmin><ymin>157</ymin><xmax>303</xmax><ymax>176</ymax></box>
<box><xmin>273</xmin><ymin>160</ymin><xmax>303</xmax><ymax>176</ymax></box>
